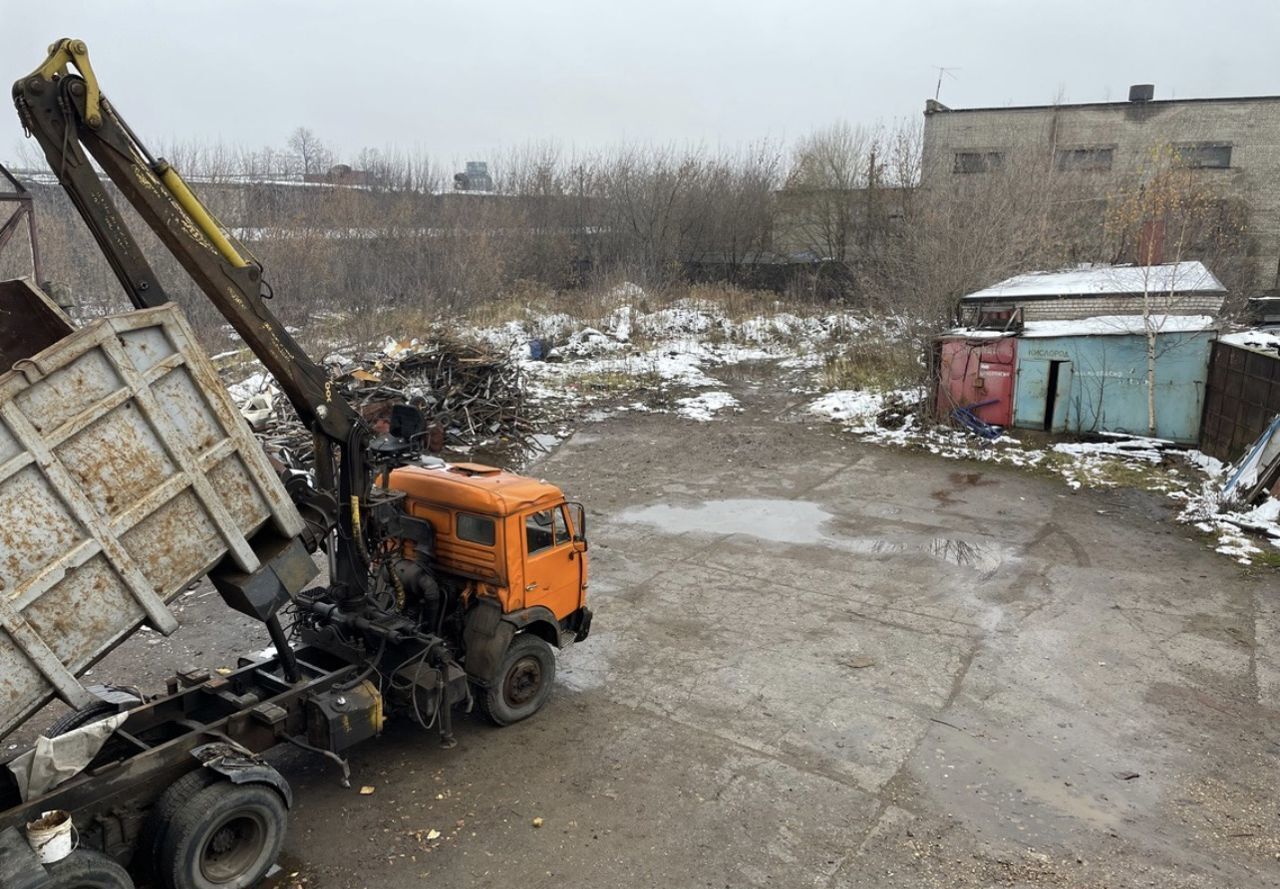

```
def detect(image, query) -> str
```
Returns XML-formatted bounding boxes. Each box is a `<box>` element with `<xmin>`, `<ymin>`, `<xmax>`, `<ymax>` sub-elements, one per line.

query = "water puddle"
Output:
<box><xmin>837</xmin><ymin>537</ymin><xmax>1008</xmax><ymax>572</ymax></box>
<box><xmin>617</xmin><ymin>498</ymin><xmax>1012</xmax><ymax>572</ymax></box>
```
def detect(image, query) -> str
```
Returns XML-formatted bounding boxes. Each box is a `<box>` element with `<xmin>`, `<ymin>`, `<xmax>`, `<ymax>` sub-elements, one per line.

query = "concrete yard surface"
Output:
<box><xmin>70</xmin><ymin>366</ymin><xmax>1280</xmax><ymax>887</ymax></box>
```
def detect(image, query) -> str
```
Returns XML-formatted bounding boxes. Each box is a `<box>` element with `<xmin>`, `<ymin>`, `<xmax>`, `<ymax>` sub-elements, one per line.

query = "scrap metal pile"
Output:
<box><xmin>1217</xmin><ymin>415</ymin><xmax>1280</xmax><ymax>523</ymax></box>
<box><xmin>232</xmin><ymin>333</ymin><xmax>539</xmax><ymax>469</ymax></box>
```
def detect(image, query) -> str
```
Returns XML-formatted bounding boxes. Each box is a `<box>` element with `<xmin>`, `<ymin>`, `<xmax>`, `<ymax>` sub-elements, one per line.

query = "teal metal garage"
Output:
<box><xmin>1011</xmin><ymin>316</ymin><xmax>1217</xmax><ymax>443</ymax></box>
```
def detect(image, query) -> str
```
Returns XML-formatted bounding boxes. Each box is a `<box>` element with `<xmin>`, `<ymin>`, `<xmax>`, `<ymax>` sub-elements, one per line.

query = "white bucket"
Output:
<box><xmin>26</xmin><ymin>809</ymin><xmax>75</xmax><ymax>864</ymax></box>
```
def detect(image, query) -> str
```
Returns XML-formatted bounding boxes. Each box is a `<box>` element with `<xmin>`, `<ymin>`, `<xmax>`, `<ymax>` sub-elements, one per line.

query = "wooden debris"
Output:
<box><xmin>235</xmin><ymin>332</ymin><xmax>540</xmax><ymax>468</ymax></box>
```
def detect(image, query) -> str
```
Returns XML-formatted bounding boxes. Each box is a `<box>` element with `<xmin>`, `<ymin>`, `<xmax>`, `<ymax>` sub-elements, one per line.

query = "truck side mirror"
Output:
<box><xmin>567</xmin><ymin>501</ymin><xmax>586</xmax><ymax>543</ymax></box>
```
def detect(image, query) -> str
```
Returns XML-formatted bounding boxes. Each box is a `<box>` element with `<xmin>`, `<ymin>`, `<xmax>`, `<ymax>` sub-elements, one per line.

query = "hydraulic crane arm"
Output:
<box><xmin>10</xmin><ymin>39</ymin><xmax>401</xmax><ymax>614</ymax></box>
<box><xmin>12</xmin><ymin>38</ymin><xmax>357</xmax><ymax>443</ymax></box>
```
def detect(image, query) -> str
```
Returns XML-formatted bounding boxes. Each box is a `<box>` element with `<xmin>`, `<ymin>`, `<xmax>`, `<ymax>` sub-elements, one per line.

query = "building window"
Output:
<box><xmin>1174</xmin><ymin>143</ymin><xmax>1232</xmax><ymax>169</ymax></box>
<box><xmin>953</xmin><ymin>151</ymin><xmax>1005</xmax><ymax>174</ymax></box>
<box><xmin>1055</xmin><ymin>147</ymin><xmax>1114</xmax><ymax>172</ymax></box>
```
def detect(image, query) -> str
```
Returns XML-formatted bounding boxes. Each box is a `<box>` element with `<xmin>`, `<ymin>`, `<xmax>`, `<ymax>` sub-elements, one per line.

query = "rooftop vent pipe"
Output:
<box><xmin>1129</xmin><ymin>84</ymin><xmax>1155</xmax><ymax>103</ymax></box>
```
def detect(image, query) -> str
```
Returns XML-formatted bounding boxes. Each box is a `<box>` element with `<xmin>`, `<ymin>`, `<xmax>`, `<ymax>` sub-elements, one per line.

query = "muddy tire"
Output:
<box><xmin>158</xmin><ymin>781</ymin><xmax>287</xmax><ymax>889</ymax></box>
<box><xmin>30</xmin><ymin>850</ymin><xmax>133</xmax><ymax>889</ymax></box>
<box><xmin>45</xmin><ymin>701</ymin><xmax>120</xmax><ymax>737</ymax></box>
<box><xmin>141</xmin><ymin>769</ymin><xmax>219</xmax><ymax>880</ymax></box>
<box><xmin>477</xmin><ymin>634</ymin><xmax>556</xmax><ymax>727</ymax></box>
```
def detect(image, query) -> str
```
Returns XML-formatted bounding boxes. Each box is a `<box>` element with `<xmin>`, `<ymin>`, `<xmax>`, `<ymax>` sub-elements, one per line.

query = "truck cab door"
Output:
<box><xmin>521</xmin><ymin>505</ymin><xmax>580</xmax><ymax>618</ymax></box>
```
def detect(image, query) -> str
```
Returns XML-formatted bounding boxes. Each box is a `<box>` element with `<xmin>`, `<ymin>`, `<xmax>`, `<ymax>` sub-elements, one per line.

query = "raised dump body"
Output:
<box><xmin>0</xmin><ymin>281</ymin><xmax>306</xmax><ymax>739</ymax></box>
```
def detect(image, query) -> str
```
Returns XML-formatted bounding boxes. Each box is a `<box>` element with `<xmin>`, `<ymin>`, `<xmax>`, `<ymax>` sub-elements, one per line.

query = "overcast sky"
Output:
<box><xmin>7</xmin><ymin>0</ymin><xmax>1279</xmax><ymax>168</ymax></box>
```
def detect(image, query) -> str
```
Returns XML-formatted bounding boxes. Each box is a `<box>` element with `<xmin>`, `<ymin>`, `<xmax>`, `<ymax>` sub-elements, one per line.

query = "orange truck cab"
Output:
<box><xmin>388</xmin><ymin>462</ymin><xmax>592</xmax><ymax>724</ymax></box>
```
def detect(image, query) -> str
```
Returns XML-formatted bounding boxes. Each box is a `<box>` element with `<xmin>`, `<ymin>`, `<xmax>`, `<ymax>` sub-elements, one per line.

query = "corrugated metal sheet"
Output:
<box><xmin>1201</xmin><ymin>341</ymin><xmax>1280</xmax><ymax>462</ymax></box>
<box><xmin>0</xmin><ymin>298</ymin><xmax>307</xmax><ymax>739</ymax></box>
<box><xmin>1012</xmin><ymin>330</ymin><xmax>1215</xmax><ymax>442</ymax></box>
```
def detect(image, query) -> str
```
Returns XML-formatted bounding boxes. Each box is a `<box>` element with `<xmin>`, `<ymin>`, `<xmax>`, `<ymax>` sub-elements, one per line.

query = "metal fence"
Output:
<box><xmin>1200</xmin><ymin>341</ymin><xmax>1280</xmax><ymax>462</ymax></box>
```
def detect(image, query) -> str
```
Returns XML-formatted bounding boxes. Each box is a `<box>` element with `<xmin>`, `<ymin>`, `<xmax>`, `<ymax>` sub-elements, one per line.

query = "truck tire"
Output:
<box><xmin>477</xmin><ymin>634</ymin><xmax>556</xmax><ymax>726</ymax></box>
<box><xmin>45</xmin><ymin>701</ymin><xmax>119</xmax><ymax>737</ymax></box>
<box><xmin>158</xmin><ymin>781</ymin><xmax>287</xmax><ymax>889</ymax></box>
<box><xmin>141</xmin><ymin>769</ymin><xmax>218</xmax><ymax>879</ymax></box>
<box><xmin>35</xmin><ymin>849</ymin><xmax>134</xmax><ymax>889</ymax></box>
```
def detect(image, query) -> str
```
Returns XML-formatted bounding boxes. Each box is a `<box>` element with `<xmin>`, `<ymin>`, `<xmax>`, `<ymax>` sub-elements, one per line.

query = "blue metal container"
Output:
<box><xmin>1012</xmin><ymin>322</ymin><xmax>1215</xmax><ymax>443</ymax></box>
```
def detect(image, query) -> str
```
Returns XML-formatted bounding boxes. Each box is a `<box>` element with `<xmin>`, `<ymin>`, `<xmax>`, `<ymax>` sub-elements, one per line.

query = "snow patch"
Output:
<box><xmin>808</xmin><ymin>387</ymin><xmax>1280</xmax><ymax>566</ymax></box>
<box><xmin>808</xmin><ymin>390</ymin><xmax>889</xmax><ymax>431</ymax></box>
<box><xmin>676</xmin><ymin>391</ymin><xmax>739</xmax><ymax>422</ymax></box>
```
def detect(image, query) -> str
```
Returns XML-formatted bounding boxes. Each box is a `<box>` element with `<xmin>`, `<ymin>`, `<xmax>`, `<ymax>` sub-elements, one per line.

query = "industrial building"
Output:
<box><xmin>922</xmin><ymin>87</ymin><xmax>1280</xmax><ymax>293</ymax></box>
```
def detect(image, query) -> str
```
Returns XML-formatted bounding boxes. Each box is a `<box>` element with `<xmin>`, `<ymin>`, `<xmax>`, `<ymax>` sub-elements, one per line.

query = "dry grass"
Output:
<box><xmin>820</xmin><ymin>334</ymin><xmax>921</xmax><ymax>391</ymax></box>
<box><xmin>1249</xmin><ymin>548</ymin><xmax>1280</xmax><ymax>569</ymax></box>
<box><xmin>214</xmin><ymin>279</ymin><xmax>856</xmax><ymax>374</ymax></box>
<box><xmin>568</xmin><ymin>369</ymin><xmax>663</xmax><ymax>393</ymax></box>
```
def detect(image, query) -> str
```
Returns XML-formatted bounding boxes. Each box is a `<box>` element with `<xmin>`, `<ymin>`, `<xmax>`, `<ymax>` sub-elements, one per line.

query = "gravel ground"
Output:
<box><xmin>13</xmin><ymin>360</ymin><xmax>1278</xmax><ymax>888</ymax></box>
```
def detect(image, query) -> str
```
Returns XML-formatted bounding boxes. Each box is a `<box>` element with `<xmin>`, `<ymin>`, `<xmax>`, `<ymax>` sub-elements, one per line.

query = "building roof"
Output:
<box><xmin>926</xmin><ymin>94</ymin><xmax>1280</xmax><ymax>115</ymax></box>
<box><xmin>944</xmin><ymin>314</ymin><xmax>1217</xmax><ymax>339</ymax></box>
<box><xmin>1020</xmin><ymin>315</ymin><xmax>1217</xmax><ymax>338</ymax></box>
<box><xmin>962</xmin><ymin>262</ymin><xmax>1225</xmax><ymax>302</ymax></box>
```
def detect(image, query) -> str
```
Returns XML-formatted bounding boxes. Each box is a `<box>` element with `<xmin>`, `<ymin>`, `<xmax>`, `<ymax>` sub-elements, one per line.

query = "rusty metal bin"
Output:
<box><xmin>0</xmin><ymin>283</ymin><xmax>305</xmax><ymax>738</ymax></box>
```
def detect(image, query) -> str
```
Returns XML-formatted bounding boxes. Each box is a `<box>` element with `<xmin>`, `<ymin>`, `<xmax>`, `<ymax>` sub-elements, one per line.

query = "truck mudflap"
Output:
<box><xmin>0</xmin><ymin>824</ymin><xmax>45</xmax><ymax>889</ymax></box>
<box><xmin>565</xmin><ymin>606</ymin><xmax>593</xmax><ymax>643</ymax></box>
<box><xmin>465</xmin><ymin>601</ymin><xmax>591</xmax><ymax>685</ymax></box>
<box><xmin>462</xmin><ymin>599</ymin><xmax>516</xmax><ymax>687</ymax></box>
<box><xmin>191</xmin><ymin>742</ymin><xmax>292</xmax><ymax>808</ymax></box>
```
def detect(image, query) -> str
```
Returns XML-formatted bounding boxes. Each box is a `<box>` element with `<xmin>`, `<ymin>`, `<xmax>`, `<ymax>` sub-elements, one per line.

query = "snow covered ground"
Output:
<box><xmin>460</xmin><ymin>287</ymin><xmax>882</xmax><ymax>430</ymax></box>
<box><xmin>807</xmin><ymin>389</ymin><xmax>1280</xmax><ymax>566</ymax></box>
<box><xmin>219</xmin><ymin>282</ymin><xmax>1279</xmax><ymax>568</ymax></box>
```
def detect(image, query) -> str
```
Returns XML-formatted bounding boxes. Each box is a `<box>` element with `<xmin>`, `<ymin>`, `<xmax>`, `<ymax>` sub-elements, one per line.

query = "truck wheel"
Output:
<box><xmin>141</xmin><ymin>769</ymin><xmax>218</xmax><ymax>879</ymax></box>
<box><xmin>478</xmin><ymin>634</ymin><xmax>556</xmax><ymax>726</ymax></box>
<box><xmin>45</xmin><ymin>701</ymin><xmax>119</xmax><ymax>737</ymax></box>
<box><xmin>158</xmin><ymin>781</ymin><xmax>287</xmax><ymax>889</ymax></box>
<box><xmin>37</xmin><ymin>849</ymin><xmax>134</xmax><ymax>889</ymax></box>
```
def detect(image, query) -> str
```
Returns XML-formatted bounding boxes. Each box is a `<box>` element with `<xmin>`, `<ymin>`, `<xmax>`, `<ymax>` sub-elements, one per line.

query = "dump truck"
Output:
<box><xmin>0</xmin><ymin>39</ymin><xmax>591</xmax><ymax>889</ymax></box>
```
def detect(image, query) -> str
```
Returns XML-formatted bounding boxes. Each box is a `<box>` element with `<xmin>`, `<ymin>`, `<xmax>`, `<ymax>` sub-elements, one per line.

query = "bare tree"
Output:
<box><xmin>1104</xmin><ymin>144</ymin><xmax>1247</xmax><ymax>434</ymax></box>
<box><xmin>783</xmin><ymin>122</ymin><xmax>879</xmax><ymax>264</ymax></box>
<box><xmin>288</xmin><ymin>127</ymin><xmax>333</xmax><ymax>178</ymax></box>
<box><xmin>697</xmin><ymin>142</ymin><xmax>783</xmax><ymax>278</ymax></box>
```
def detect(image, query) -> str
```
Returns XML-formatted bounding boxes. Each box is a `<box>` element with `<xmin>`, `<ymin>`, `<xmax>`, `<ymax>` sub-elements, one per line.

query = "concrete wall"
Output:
<box><xmin>922</xmin><ymin>97</ymin><xmax>1280</xmax><ymax>292</ymax></box>
<box><xmin>1013</xmin><ymin>330</ymin><xmax>1215</xmax><ymax>442</ymax></box>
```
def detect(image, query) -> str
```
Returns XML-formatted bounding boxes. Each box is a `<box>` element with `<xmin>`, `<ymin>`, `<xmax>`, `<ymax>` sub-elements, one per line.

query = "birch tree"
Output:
<box><xmin>1105</xmin><ymin>144</ymin><xmax>1246</xmax><ymax>435</ymax></box>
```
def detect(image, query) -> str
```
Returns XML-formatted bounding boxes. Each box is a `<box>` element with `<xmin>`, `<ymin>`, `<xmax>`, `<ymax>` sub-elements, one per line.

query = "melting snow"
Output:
<box><xmin>676</xmin><ymin>391</ymin><xmax>739</xmax><ymax>422</ymax></box>
<box><xmin>1219</xmin><ymin>328</ymin><xmax>1280</xmax><ymax>355</ymax></box>
<box><xmin>809</xmin><ymin>390</ymin><xmax>892</xmax><ymax>431</ymax></box>
<box><xmin>464</xmin><ymin>290</ymin><xmax>876</xmax><ymax>415</ymax></box>
<box><xmin>807</xmin><ymin>389</ymin><xmax>1280</xmax><ymax>565</ymax></box>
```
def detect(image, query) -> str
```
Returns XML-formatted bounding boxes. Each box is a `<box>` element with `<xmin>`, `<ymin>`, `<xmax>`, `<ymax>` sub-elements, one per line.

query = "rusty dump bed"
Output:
<box><xmin>0</xmin><ymin>282</ymin><xmax>305</xmax><ymax>740</ymax></box>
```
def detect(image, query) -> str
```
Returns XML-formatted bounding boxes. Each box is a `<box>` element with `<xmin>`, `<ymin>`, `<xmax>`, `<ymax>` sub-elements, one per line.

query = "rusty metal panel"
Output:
<box><xmin>0</xmin><ymin>280</ymin><xmax>70</xmax><ymax>369</ymax></box>
<box><xmin>1201</xmin><ymin>341</ymin><xmax>1280</xmax><ymax>462</ymax></box>
<box><xmin>0</xmin><ymin>302</ymin><xmax>306</xmax><ymax>739</ymax></box>
<box><xmin>936</xmin><ymin>336</ymin><xmax>1017</xmax><ymax>427</ymax></box>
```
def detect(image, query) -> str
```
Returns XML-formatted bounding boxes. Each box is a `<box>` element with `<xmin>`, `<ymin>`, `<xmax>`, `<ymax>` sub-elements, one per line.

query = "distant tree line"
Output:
<box><xmin>0</xmin><ymin>121</ymin><xmax>1254</xmax><ymax>351</ymax></box>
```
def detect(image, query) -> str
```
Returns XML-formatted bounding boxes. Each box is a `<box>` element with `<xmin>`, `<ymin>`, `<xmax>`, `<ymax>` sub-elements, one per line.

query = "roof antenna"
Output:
<box><xmin>933</xmin><ymin>66</ymin><xmax>960</xmax><ymax>101</ymax></box>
